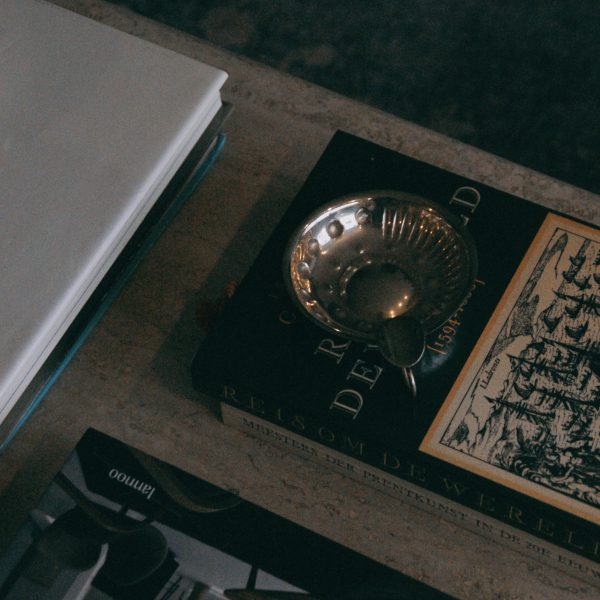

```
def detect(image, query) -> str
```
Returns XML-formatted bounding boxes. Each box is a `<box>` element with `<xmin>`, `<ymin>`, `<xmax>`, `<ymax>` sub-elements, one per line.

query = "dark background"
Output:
<box><xmin>109</xmin><ymin>0</ymin><xmax>600</xmax><ymax>196</ymax></box>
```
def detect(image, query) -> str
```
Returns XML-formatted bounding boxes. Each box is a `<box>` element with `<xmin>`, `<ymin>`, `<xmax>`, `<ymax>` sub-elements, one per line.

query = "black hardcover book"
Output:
<box><xmin>192</xmin><ymin>131</ymin><xmax>600</xmax><ymax>584</ymax></box>
<box><xmin>0</xmin><ymin>428</ymin><xmax>453</xmax><ymax>599</ymax></box>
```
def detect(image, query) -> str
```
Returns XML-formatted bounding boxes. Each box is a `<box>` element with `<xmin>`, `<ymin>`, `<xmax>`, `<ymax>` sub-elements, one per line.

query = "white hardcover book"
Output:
<box><xmin>0</xmin><ymin>0</ymin><xmax>228</xmax><ymax>430</ymax></box>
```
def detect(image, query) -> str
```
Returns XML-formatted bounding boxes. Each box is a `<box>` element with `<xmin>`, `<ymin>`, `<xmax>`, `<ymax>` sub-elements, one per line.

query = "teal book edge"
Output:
<box><xmin>0</xmin><ymin>105</ymin><xmax>231</xmax><ymax>453</ymax></box>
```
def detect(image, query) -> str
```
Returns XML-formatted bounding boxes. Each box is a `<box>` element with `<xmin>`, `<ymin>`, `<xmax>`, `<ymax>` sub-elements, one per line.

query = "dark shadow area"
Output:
<box><xmin>109</xmin><ymin>0</ymin><xmax>600</xmax><ymax>195</ymax></box>
<box><xmin>149</xmin><ymin>149</ymin><xmax>299</xmax><ymax>406</ymax></box>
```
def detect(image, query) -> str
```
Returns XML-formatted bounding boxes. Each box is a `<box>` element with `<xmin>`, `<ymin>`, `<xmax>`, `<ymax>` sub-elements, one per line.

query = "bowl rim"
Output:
<box><xmin>283</xmin><ymin>189</ymin><xmax>479</xmax><ymax>341</ymax></box>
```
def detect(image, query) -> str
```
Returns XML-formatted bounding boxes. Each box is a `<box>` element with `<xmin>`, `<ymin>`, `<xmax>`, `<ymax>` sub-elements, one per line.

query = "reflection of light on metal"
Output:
<box><xmin>316</xmin><ymin>228</ymin><xmax>330</xmax><ymax>246</ymax></box>
<box><xmin>284</xmin><ymin>191</ymin><xmax>478</xmax><ymax>397</ymax></box>
<box><xmin>341</xmin><ymin>212</ymin><xmax>357</xmax><ymax>230</ymax></box>
<box><xmin>285</xmin><ymin>191</ymin><xmax>477</xmax><ymax>340</ymax></box>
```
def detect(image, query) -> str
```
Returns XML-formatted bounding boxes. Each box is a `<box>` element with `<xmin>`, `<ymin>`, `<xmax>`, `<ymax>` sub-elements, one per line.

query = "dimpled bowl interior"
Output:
<box><xmin>285</xmin><ymin>190</ymin><xmax>477</xmax><ymax>342</ymax></box>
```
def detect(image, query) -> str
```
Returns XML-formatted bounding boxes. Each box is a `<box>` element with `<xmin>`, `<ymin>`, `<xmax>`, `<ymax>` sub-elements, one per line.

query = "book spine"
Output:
<box><xmin>221</xmin><ymin>401</ymin><xmax>600</xmax><ymax>587</ymax></box>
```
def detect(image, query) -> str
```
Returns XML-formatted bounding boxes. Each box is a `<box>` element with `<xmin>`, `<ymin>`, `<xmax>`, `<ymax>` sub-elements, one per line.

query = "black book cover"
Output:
<box><xmin>0</xmin><ymin>428</ymin><xmax>453</xmax><ymax>599</ymax></box>
<box><xmin>192</xmin><ymin>131</ymin><xmax>600</xmax><ymax>575</ymax></box>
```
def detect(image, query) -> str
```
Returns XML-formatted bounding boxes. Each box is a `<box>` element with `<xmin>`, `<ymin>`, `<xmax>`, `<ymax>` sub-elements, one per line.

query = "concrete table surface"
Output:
<box><xmin>1</xmin><ymin>1</ymin><xmax>598</xmax><ymax>598</ymax></box>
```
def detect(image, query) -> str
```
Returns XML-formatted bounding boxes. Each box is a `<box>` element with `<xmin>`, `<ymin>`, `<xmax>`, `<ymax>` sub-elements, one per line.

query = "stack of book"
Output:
<box><xmin>0</xmin><ymin>0</ymin><xmax>229</xmax><ymax>449</ymax></box>
<box><xmin>192</xmin><ymin>130</ymin><xmax>600</xmax><ymax>585</ymax></box>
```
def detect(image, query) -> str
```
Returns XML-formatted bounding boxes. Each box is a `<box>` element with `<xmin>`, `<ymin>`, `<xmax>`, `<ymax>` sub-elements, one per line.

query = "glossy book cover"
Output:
<box><xmin>422</xmin><ymin>214</ymin><xmax>600</xmax><ymax>525</ymax></box>
<box><xmin>192</xmin><ymin>131</ymin><xmax>600</xmax><ymax>578</ymax></box>
<box><xmin>0</xmin><ymin>428</ymin><xmax>451</xmax><ymax>599</ymax></box>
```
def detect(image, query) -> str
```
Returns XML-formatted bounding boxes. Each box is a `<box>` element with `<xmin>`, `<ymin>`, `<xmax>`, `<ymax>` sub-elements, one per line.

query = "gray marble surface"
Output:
<box><xmin>0</xmin><ymin>1</ymin><xmax>598</xmax><ymax>599</ymax></box>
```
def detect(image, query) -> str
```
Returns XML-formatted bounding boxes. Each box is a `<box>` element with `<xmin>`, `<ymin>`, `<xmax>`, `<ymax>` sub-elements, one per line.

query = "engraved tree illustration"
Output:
<box><xmin>444</xmin><ymin>230</ymin><xmax>600</xmax><ymax>507</ymax></box>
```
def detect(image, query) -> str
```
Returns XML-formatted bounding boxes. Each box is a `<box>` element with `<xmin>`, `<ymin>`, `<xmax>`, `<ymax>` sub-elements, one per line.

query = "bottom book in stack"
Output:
<box><xmin>0</xmin><ymin>428</ymin><xmax>452</xmax><ymax>600</ymax></box>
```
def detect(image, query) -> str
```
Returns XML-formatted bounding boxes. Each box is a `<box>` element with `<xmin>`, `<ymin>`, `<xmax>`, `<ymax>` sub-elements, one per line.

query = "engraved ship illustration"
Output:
<box><xmin>444</xmin><ymin>233</ymin><xmax>600</xmax><ymax>506</ymax></box>
<box><xmin>553</xmin><ymin>290</ymin><xmax>600</xmax><ymax>316</ymax></box>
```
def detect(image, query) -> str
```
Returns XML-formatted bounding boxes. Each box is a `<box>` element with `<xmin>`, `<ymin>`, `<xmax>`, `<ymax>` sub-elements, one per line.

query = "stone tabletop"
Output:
<box><xmin>1</xmin><ymin>1</ymin><xmax>598</xmax><ymax>598</ymax></box>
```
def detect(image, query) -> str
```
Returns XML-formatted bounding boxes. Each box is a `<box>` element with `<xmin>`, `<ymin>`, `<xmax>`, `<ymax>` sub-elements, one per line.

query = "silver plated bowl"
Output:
<box><xmin>284</xmin><ymin>190</ymin><xmax>478</xmax><ymax>348</ymax></box>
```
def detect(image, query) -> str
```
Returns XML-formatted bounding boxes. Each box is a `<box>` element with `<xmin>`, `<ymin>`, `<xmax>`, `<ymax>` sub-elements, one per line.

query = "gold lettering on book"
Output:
<box><xmin>314</xmin><ymin>338</ymin><xmax>385</xmax><ymax>420</ymax></box>
<box><xmin>249</xmin><ymin>396</ymin><xmax>266</xmax><ymax>414</ymax></box>
<box><xmin>564</xmin><ymin>529</ymin><xmax>586</xmax><ymax>552</ymax></box>
<box><xmin>290</xmin><ymin>414</ymin><xmax>306</xmax><ymax>431</ymax></box>
<box><xmin>506</xmin><ymin>505</ymin><xmax>526</xmax><ymax>526</ymax></box>
<box><xmin>318</xmin><ymin>426</ymin><xmax>335</xmax><ymax>443</ymax></box>
<box><xmin>534</xmin><ymin>517</ymin><xmax>556</xmax><ymax>538</ymax></box>
<box><xmin>477</xmin><ymin>492</ymin><xmax>496</xmax><ymax>513</ymax></box>
<box><xmin>441</xmin><ymin>478</ymin><xmax>470</xmax><ymax>497</ymax></box>
<box><xmin>341</xmin><ymin>436</ymin><xmax>366</xmax><ymax>457</ymax></box>
<box><xmin>313</xmin><ymin>426</ymin><xmax>366</xmax><ymax>458</ymax></box>
<box><xmin>380</xmin><ymin>452</ymin><xmax>427</xmax><ymax>484</ymax></box>
<box><xmin>331</xmin><ymin>389</ymin><xmax>363</xmax><ymax>419</ymax></box>
<box><xmin>407</xmin><ymin>462</ymin><xmax>428</xmax><ymax>483</ymax></box>
<box><xmin>221</xmin><ymin>385</ymin><xmax>266</xmax><ymax>415</ymax></box>
<box><xmin>222</xmin><ymin>385</ymin><xmax>239</xmax><ymax>402</ymax></box>
<box><xmin>427</xmin><ymin>278</ymin><xmax>485</xmax><ymax>356</ymax></box>
<box><xmin>449</xmin><ymin>186</ymin><xmax>481</xmax><ymax>226</ymax></box>
<box><xmin>314</xmin><ymin>338</ymin><xmax>351</xmax><ymax>363</ymax></box>
<box><xmin>347</xmin><ymin>359</ymin><xmax>383</xmax><ymax>389</ymax></box>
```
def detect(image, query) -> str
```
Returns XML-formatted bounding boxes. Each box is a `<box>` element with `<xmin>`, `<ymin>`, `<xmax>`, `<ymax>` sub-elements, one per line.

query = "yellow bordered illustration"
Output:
<box><xmin>421</xmin><ymin>213</ymin><xmax>600</xmax><ymax>524</ymax></box>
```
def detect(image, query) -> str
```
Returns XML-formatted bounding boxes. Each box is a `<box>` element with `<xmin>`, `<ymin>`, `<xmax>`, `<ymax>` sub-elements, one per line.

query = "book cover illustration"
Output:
<box><xmin>422</xmin><ymin>213</ymin><xmax>600</xmax><ymax>525</ymax></box>
<box><xmin>192</xmin><ymin>131</ymin><xmax>600</xmax><ymax>579</ymax></box>
<box><xmin>0</xmin><ymin>429</ymin><xmax>452</xmax><ymax>600</ymax></box>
